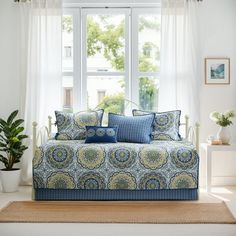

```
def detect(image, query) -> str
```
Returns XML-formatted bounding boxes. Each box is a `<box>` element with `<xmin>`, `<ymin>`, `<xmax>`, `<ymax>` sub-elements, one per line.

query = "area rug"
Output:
<box><xmin>0</xmin><ymin>201</ymin><xmax>235</xmax><ymax>224</ymax></box>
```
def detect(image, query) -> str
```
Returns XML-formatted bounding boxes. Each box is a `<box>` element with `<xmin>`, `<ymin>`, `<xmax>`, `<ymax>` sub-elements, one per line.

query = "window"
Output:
<box><xmin>132</xmin><ymin>9</ymin><xmax>160</xmax><ymax>111</ymax></box>
<box><xmin>97</xmin><ymin>90</ymin><xmax>106</xmax><ymax>104</ymax></box>
<box><xmin>62</xmin><ymin>13</ymin><xmax>74</xmax><ymax>112</ymax></box>
<box><xmin>62</xmin><ymin>14</ymin><xmax>73</xmax><ymax>72</ymax></box>
<box><xmin>82</xmin><ymin>9</ymin><xmax>129</xmax><ymax>115</ymax></box>
<box><xmin>64</xmin><ymin>88</ymin><xmax>73</xmax><ymax>107</ymax></box>
<box><xmin>62</xmin><ymin>75</ymin><xmax>73</xmax><ymax>112</ymax></box>
<box><xmin>62</xmin><ymin>8</ymin><xmax>160</xmax><ymax>113</ymax></box>
<box><xmin>64</xmin><ymin>46</ymin><xmax>72</xmax><ymax>58</ymax></box>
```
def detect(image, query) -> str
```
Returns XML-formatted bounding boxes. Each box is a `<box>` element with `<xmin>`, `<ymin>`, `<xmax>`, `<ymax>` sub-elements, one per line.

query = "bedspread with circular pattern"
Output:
<box><xmin>33</xmin><ymin>140</ymin><xmax>199</xmax><ymax>190</ymax></box>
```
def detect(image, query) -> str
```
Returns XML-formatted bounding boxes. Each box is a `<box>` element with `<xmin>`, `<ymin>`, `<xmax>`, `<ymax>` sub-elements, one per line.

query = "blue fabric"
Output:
<box><xmin>34</xmin><ymin>188</ymin><xmax>198</xmax><ymax>200</ymax></box>
<box><xmin>108</xmin><ymin>113</ymin><xmax>154</xmax><ymax>143</ymax></box>
<box><xmin>33</xmin><ymin>140</ymin><xmax>199</xmax><ymax>191</ymax></box>
<box><xmin>133</xmin><ymin>109</ymin><xmax>181</xmax><ymax>141</ymax></box>
<box><xmin>85</xmin><ymin>126</ymin><xmax>118</xmax><ymax>143</ymax></box>
<box><xmin>55</xmin><ymin>109</ymin><xmax>104</xmax><ymax>140</ymax></box>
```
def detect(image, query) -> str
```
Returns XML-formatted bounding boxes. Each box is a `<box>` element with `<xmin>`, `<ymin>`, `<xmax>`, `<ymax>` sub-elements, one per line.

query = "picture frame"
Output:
<box><xmin>205</xmin><ymin>58</ymin><xmax>230</xmax><ymax>85</ymax></box>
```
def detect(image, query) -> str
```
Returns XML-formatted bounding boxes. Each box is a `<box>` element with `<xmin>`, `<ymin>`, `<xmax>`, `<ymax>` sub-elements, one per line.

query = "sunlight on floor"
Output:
<box><xmin>211</xmin><ymin>194</ymin><xmax>230</xmax><ymax>202</ymax></box>
<box><xmin>211</xmin><ymin>187</ymin><xmax>233</xmax><ymax>194</ymax></box>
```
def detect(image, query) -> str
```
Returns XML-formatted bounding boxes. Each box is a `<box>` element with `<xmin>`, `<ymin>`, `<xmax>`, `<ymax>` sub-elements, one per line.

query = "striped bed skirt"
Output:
<box><xmin>34</xmin><ymin>188</ymin><xmax>198</xmax><ymax>201</ymax></box>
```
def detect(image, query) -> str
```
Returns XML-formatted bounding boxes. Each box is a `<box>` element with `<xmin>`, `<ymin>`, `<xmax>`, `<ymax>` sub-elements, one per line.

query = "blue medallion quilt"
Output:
<box><xmin>33</xmin><ymin>140</ymin><xmax>199</xmax><ymax>191</ymax></box>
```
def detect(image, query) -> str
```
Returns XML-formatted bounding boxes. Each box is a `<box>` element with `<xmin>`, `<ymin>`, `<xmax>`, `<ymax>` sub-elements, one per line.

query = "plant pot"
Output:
<box><xmin>217</xmin><ymin>126</ymin><xmax>231</xmax><ymax>144</ymax></box>
<box><xmin>0</xmin><ymin>169</ymin><xmax>21</xmax><ymax>193</ymax></box>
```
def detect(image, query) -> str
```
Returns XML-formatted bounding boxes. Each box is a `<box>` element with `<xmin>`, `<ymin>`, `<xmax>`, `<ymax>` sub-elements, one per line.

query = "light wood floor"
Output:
<box><xmin>0</xmin><ymin>186</ymin><xmax>236</xmax><ymax>236</ymax></box>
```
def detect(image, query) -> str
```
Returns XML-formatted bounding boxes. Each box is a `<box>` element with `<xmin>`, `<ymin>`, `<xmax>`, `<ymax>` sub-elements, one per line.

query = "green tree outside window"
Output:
<box><xmin>62</xmin><ymin>15</ymin><xmax>160</xmax><ymax>112</ymax></box>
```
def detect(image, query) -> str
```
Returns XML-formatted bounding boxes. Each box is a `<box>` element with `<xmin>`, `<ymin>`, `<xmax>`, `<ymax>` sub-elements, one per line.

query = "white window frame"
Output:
<box><xmin>62</xmin><ymin>7</ymin><xmax>160</xmax><ymax>112</ymax></box>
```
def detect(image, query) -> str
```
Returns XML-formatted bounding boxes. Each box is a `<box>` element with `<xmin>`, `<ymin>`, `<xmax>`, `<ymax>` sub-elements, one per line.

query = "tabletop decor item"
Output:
<box><xmin>0</xmin><ymin>110</ymin><xmax>28</xmax><ymax>192</ymax></box>
<box><xmin>206</xmin><ymin>135</ymin><xmax>223</xmax><ymax>145</ymax></box>
<box><xmin>205</xmin><ymin>58</ymin><xmax>230</xmax><ymax>85</ymax></box>
<box><xmin>209</xmin><ymin>110</ymin><xmax>236</xmax><ymax>144</ymax></box>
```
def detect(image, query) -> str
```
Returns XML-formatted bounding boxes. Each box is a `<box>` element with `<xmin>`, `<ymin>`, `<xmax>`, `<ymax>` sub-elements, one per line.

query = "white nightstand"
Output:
<box><xmin>201</xmin><ymin>143</ymin><xmax>236</xmax><ymax>193</ymax></box>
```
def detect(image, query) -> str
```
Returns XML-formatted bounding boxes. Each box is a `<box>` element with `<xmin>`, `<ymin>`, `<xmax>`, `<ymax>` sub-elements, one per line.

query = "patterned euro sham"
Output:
<box><xmin>85</xmin><ymin>126</ymin><xmax>118</xmax><ymax>143</ymax></box>
<box><xmin>132</xmin><ymin>109</ymin><xmax>181</xmax><ymax>141</ymax></box>
<box><xmin>55</xmin><ymin>109</ymin><xmax>104</xmax><ymax>140</ymax></box>
<box><xmin>33</xmin><ymin>140</ymin><xmax>199</xmax><ymax>190</ymax></box>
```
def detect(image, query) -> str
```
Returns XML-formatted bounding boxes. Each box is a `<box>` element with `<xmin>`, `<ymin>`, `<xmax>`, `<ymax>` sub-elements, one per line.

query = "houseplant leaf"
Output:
<box><xmin>17</xmin><ymin>135</ymin><xmax>28</xmax><ymax>140</ymax></box>
<box><xmin>0</xmin><ymin>118</ymin><xmax>8</xmax><ymax>128</ymax></box>
<box><xmin>0</xmin><ymin>110</ymin><xmax>28</xmax><ymax>170</ymax></box>
<box><xmin>7</xmin><ymin>110</ymin><xmax>18</xmax><ymax>125</ymax></box>
<box><xmin>11</xmin><ymin>119</ymin><xmax>24</xmax><ymax>130</ymax></box>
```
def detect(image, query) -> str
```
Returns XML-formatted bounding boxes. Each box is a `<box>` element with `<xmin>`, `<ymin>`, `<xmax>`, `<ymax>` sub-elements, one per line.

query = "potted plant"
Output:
<box><xmin>0</xmin><ymin>110</ymin><xmax>28</xmax><ymax>192</ymax></box>
<box><xmin>209</xmin><ymin>110</ymin><xmax>236</xmax><ymax>144</ymax></box>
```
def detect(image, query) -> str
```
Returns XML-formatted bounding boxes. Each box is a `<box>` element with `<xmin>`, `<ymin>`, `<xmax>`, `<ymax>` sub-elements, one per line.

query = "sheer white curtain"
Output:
<box><xmin>19</xmin><ymin>0</ymin><xmax>62</xmax><ymax>184</ymax></box>
<box><xmin>158</xmin><ymin>0</ymin><xmax>201</xmax><ymax>124</ymax></box>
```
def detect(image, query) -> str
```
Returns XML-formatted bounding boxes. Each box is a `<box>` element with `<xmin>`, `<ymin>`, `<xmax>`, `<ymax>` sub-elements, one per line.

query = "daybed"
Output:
<box><xmin>32</xmin><ymin>114</ymin><xmax>200</xmax><ymax>200</ymax></box>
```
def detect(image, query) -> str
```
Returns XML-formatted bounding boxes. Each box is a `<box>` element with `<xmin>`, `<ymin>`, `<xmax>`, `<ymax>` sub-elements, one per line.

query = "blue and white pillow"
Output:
<box><xmin>55</xmin><ymin>109</ymin><xmax>104</xmax><ymax>140</ymax></box>
<box><xmin>108</xmin><ymin>113</ymin><xmax>154</xmax><ymax>144</ymax></box>
<box><xmin>132</xmin><ymin>109</ymin><xmax>181</xmax><ymax>141</ymax></box>
<box><xmin>85</xmin><ymin>126</ymin><xmax>118</xmax><ymax>143</ymax></box>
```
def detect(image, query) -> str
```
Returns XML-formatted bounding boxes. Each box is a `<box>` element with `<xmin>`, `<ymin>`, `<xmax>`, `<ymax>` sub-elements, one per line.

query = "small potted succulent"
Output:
<box><xmin>210</xmin><ymin>110</ymin><xmax>236</xmax><ymax>144</ymax></box>
<box><xmin>0</xmin><ymin>110</ymin><xmax>28</xmax><ymax>192</ymax></box>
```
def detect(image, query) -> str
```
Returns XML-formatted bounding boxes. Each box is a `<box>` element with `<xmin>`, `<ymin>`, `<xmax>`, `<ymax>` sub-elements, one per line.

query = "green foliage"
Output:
<box><xmin>138</xmin><ymin>16</ymin><xmax>160</xmax><ymax>32</ymax></box>
<box><xmin>62</xmin><ymin>16</ymin><xmax>73</xmax><ymax>33</ymax></box>
<box><xmin>216</xmin><ymin>116</ymin><xmax>233</xmax><ymax>127</ymax></box>
<box><xmin>87</xmin><ymin>17</ymin><xmax>103</xmax><ymax>57</ymax></box>
<box><xmin>210</xmin><ymin>110</ymin><xmax>236</xmax><ymax>127</ymax></box>
<box><xmin>0</xmin><ymin>110</ymin><xmax>28</xmax><ymax>170</ymax></box>
<box><xmin>87</xmin><ymin>16</ymin><xmax>125</xmax><ymax>71</ymax></box>
<box><xmin>139</xmin><ymin>55</ymin><xmax>159</xmax><ymax>72</ymax></box>
<box><xmin>139</xmin><ymin>77</ymin><xmax>158</xmax><ymax>111</ymax></box>
<box><xmin>86</xmin><ymin>15</ymin><xmax>160</xmax><ymax>72</ymax></box>
<box><xmin>62</xmin><ymin>14</ymin><xmax>160</xmax><ymax>112</ymax></box>
<box><xmin>98</xmin><ymin>93</ymin><xmax>125</xmax><ymax>114</ymax></box>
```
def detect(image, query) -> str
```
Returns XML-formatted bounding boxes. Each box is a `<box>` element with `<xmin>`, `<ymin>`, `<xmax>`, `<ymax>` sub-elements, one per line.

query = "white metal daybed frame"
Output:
<box><xmin>31</xmin><ymin>115</ymin><xmax>200</xmax><ymax>200</ymax></box>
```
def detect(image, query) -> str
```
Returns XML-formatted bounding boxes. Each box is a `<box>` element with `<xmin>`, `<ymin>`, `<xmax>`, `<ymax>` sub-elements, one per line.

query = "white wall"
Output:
<box><xmin>0</xmin><ymin>0</ymin><xmax>20</xmax><ymax>119</ymax></box>
<box><xmin>199</xmin><ymin>0</ymin><xmax>236</xmax><ymax>185</ymax></box>
<box><xmin>0</xmin><ymin>0</ymin><xmax>20</xmax><ymax>170</ymax></box>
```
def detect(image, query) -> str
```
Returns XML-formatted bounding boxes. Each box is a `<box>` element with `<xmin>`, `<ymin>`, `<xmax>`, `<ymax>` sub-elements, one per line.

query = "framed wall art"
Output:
<box><xmin>205</xmin><ymin>58</ymin><xmax>230</xmax><ymax>85</ymax></box>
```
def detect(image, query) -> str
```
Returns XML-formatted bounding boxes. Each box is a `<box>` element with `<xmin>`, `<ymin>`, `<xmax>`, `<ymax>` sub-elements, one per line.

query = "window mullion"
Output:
<box><xmin>62</xmin><ymin>72</ymin><xmax>73</xmax><ymax>76</ymax></box>
<box><xmin>86</xmin><ymin>72</ymin><xmax>126</xmax><ymax>77</ymax></box>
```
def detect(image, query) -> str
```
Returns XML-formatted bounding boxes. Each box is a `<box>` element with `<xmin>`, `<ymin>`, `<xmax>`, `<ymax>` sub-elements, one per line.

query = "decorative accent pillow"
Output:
<box><xmin>85</xmin><ymin>126</ymin><xmax>118</xmax><ymax>143</ymax></box>
<box><xmin>132</xmin><ymin>109</ymin><xmax>181</xmax><ymax>141</ymax></box>
<box><xmin>108</xmin><ymin>113</ymin><xmax>155</xmax><ymax>144</ymax></box>
<box><xmin>55</xmin><ymin>109</ymin><xmax>104</xmax><ymax>140</ymax></box>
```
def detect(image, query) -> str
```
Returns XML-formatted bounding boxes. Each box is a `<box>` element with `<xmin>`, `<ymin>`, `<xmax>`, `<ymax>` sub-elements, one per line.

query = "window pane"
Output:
<box><xmin>138</xmin><ymin>15</ymin><xmax>160</xmax><ymax>72</ymax></box>
<box><xmin>86</xmin><ymin>14</ymin><xmax>125</xmax><ymax>72</ymax></box>
<box><xmin>62</xmin><ymin>76</ymin><xmax>73</xmax><ymax>112</ymax></box>
<box><xmin>139</xmin><ymin>76</ymin><xmax>159</xmax><ymax>111</ymax></box>
<box><xmin>87</xmin><ymin>76</ymin><xmax>125</xmax><ymax>122</ymax></box>
<box><xmin>62</xmin><ymin>15</ymin><xmax>73</xmax><ymax>72</ymax></box>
